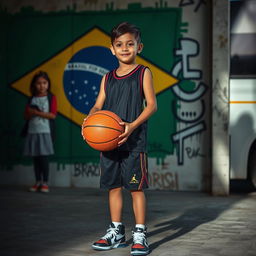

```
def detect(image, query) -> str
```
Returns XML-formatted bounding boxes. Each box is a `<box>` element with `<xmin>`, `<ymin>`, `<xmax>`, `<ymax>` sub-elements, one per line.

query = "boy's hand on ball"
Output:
<box><xmin>118</xmin><ymin>122</ymin><xmax>135</xmax><ymax>146</ymax></box>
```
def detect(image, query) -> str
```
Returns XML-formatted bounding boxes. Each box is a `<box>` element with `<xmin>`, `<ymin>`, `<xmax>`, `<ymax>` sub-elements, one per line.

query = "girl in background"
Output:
<box><xmin>23</xmin><ymin>71</ymin><xmax>57</xmax><ymax>193</ymax></box>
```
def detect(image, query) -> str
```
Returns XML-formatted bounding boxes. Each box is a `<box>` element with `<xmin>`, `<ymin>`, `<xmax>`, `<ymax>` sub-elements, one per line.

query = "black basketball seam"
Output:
<box><xmin>86</xmin><ymin>136</ymin><xmax>119</xmax><ymax>144</ymax></box>
<box><xmin>91</xmin><ymin>112</ymin><xmax>122</xmax><ymax>126</ymax></box>
<box><xmin>83</xmin><ymin>125</ymin><xmax>123</xmax><ymax>133</ymax></box>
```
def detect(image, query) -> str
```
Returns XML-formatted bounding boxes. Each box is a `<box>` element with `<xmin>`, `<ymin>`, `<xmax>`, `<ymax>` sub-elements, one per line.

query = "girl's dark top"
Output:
<box><xmin>103</xmin><ymin>64</ymin><xmax>148</xmax><ymax>152</ymax></box>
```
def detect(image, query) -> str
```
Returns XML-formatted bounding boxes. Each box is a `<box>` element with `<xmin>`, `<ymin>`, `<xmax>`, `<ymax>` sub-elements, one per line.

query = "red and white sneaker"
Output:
<box><xmin>40</xmin><ymin>184</ymin><xmax>49</xmax><ymax>193</ymax></box>
<box><xmin>131</xmin><ymin>227</ymin><xmax>149</xmax><ymax>255</ymax></box>
<box><xmin>29</xmin><ymin>183</ymin><xmax>40</xmax><ymax>192</ymax></box>
<box><xmin>92</xmin><ymin>223</ymin><xmax>126</xmax><ymax>250</ymax></box>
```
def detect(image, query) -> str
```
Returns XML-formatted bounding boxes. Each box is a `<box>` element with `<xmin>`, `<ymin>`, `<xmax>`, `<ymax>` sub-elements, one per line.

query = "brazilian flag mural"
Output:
<box><xmin>0</xmin><ymin>2</ymin><xmax>209</xmax><ymax>190</ymax></box>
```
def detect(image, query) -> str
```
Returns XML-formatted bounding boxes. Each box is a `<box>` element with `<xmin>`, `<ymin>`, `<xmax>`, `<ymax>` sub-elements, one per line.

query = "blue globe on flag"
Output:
<box><xmin>63</xmin><ymin>46</ymin><xmax>118</xmax><ymax>114</ymax></box>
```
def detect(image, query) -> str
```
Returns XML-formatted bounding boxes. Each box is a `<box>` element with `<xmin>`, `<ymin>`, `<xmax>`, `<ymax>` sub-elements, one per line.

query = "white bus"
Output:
<box><xmin>229</xmin><ymin>0</ymin><xmax>256</xmax><ymax>187</ymax></box>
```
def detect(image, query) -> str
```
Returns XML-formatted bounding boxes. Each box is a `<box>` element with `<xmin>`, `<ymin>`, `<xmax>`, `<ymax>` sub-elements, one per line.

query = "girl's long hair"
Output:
<box><xmin>30</xmin><ymin>71</ymin><xmax>51</xmax><ymax>96</ymax></box>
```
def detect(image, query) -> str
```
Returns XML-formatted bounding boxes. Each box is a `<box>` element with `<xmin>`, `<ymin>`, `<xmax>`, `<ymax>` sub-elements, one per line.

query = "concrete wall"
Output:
<box><xmin>0</xmin><ymin>0</ymin><xmax>211</xmax><ymax>191</ymax></box>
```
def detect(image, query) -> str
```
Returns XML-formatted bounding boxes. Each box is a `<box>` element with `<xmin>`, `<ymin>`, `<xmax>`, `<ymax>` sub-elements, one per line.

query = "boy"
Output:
<box><xmin>89</xmin><ymin>22</ymin><xmax>157</xmax><ymax>255</ymax></box>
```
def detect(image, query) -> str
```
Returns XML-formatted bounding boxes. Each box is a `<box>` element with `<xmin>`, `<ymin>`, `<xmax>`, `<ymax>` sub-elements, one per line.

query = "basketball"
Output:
<box><xmin>81</xmin><ymin>110</ymin><xmax>124</xmax><ymax>151</ymax></box>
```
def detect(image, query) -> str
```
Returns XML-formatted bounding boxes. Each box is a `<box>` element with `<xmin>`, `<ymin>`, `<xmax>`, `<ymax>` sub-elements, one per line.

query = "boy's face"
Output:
<box><xmin>110</xmin><ymin>32</ymin><xmax>143</xmax><ymax>64</ymax></box>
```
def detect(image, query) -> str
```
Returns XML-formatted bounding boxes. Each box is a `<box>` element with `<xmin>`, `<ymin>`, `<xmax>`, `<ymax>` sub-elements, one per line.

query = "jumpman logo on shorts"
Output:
<box><xmin>130</xmin><ymin>174</ymin><xmax>139</xmax><ymax>184</ymax></box>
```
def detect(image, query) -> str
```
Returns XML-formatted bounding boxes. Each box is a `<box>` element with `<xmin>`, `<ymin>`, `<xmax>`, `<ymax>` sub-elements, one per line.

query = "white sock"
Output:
<box><xmin>135</xmin><ymin>224</ymin><xmax>145</xmax><ymax>230</ymax></box>
<box><xmin>112</xmin><ymin>221</ymin><xmax>122</xmax><ymax>227</ymax></box>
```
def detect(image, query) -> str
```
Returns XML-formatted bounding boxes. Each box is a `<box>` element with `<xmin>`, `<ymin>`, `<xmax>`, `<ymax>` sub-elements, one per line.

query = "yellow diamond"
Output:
<box><xmin>11</xmin><ymin>28</ymin><xmax>178</xmax><ymax>125</ymax></box>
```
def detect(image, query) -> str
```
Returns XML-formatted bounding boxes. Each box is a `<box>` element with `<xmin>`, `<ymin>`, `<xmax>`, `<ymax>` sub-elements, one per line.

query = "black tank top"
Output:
<box><xmin>103</xmin><ymin>64</ymin><xmax>148</xmax><ymax>152</ymax></box>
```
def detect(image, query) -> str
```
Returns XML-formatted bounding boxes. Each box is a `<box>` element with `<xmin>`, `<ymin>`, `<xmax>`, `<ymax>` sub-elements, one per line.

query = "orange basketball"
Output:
<box><xmin>81</xmin><ymin>110</ymin><xmax>124</xmax><ymax>151</ymax></box>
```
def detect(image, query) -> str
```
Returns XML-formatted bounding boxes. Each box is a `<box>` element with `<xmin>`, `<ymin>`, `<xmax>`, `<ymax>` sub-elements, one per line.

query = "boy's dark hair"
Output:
<box><xmin>30</xmin><ymin>70</ymin><xmax>51</xmax><ymax>96</ymax></box>
<box><xmin>111</xmin><ymin>22</ymin><xmax>141</xmax><ymax>45</ymax></box>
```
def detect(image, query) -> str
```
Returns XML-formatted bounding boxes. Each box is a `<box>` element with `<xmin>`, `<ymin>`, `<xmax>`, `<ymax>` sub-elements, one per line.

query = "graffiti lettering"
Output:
<box><xmin>172</xmin><ymin>100</ymin><xmax>205</xmax><ymax>123</ymax></box>
<box><xmin>175</xmin><ymin>39</ymin><xmax>202</xmax><ymax>79</ymax></box>
<box><xmin>185</xmin><ymin>147</ymin><xmax>205</xmax><ymax>159</ymax></box>
<box><xmin>172</xmin><ymin>82</ymin><xmax>207</xmax><ymax>101</ymax></box>
<box><xmin>194</xmin><ymin>0</ymin><xmax>206</xmax><ymax>12</ymax></box>
<box><xmin>179</xmin><ymin>0</ymin><xmax>206</xmax><ymax>12</ymax></box>
<box><xmin>149</xmin><ymin>172</ymin><xmax>179</xmax><ymax>190</ymax></box>
<box><xmin>179</xmin><ymin>0</ymin><xmax>194</xmax><ymax>8</ymax></box>
<box><xmin>171</xmin><ymin>38</ymin><xmax>208</xmax><ymax>165</ymax></box>
<box><xmin>73</xmin><ymin>163</ymin><xmax>100</xmax><ymax>177</ymax></box>
<box><xmin>172</xmin><ymin>121</ymin><xmax>206</xmax><ymax>164</ymax></box>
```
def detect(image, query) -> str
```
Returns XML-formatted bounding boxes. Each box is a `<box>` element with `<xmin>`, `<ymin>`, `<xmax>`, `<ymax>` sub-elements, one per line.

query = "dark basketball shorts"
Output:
<box><xmin>100</xmin><ymin>150</ymin><xmax>149</xmax><ymax>190</ymax></box>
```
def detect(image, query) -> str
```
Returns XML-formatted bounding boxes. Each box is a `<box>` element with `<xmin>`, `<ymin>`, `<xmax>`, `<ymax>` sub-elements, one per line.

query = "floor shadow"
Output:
<box><xmin>125</xmin><ymin>203</ymin><xmax>230</xmax><ymax>253</ymax></box>
<box><xmin>146</xmin><ymin>205</ymin><xmax>229</xmax><ymax>253</ymax></box>
<box><xmin>139</xmin><ymin>181</ymin><xmax>256</xmax><ymax>253</ymax></box>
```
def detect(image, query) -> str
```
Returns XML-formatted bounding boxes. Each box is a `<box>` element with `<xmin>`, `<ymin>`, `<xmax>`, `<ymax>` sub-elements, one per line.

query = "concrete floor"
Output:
<box><xmin>1</xmin><ymin>185</ymin><xmax>256</xmax><ymax>256</ymax></box>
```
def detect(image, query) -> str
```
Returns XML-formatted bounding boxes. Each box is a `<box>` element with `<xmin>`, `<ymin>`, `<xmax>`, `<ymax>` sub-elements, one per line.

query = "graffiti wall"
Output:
<box><xmin>0</xmin><ymin>0</ymin><xmax>210</xmax><ymax>191</ymax></box>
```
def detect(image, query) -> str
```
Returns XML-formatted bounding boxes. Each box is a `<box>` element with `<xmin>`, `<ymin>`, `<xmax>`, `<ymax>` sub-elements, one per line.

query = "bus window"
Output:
<box><xmin>230</xmin><ymin>0</ymin><xmax>256</xmax><ymax>77</ymax></box>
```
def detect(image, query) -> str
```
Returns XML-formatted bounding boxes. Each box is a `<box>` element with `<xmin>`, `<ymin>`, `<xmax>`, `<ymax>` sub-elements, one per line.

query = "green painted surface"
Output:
<box><xmin>0</xmin><ymin>3</ymin><xmax>182</xmax><ymax>169</ymax></box>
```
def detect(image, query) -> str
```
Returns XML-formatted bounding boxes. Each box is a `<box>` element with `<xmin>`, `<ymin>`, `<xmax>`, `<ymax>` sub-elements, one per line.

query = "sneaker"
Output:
<box><xmin>92</xmin><ymin>223</ymin><xmax>126</xmax><ymax>250</ymax></box>
<box><xmin>131</xmin><ymin>227</ymin><xmax>149</xmax><ymax>255</ymax></box>
<box><xmin>40</xmin><ymin>184</ymin><xmax>49</xmax><ymax>193</ymax></box>
<box><xmin>29</xmin><ymin>183</ymin><xmax>40</xmax><ymax>192</ymax></box>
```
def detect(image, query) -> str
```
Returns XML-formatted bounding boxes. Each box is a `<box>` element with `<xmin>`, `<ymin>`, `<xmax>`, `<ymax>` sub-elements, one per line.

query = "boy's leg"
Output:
<box><xmin>92</xmin><ymin>187</ymin><xmax>125</xmax><ymax>251</ymax></box>
<box><xmin>130</xmin><ymin>190</ymin><xmax>146</xmax><ymax>225</ymax></box>
<box><xmin>92</xmin><ymin>151</ymin><xmax>126</xmax><ymax>251</ymax></box>
<box><xmin>121</xmin><ymin>151</ymin><xmax>149</xmax><ymax>255</ymax></box>
<box><xmin>130</xmin><ymin>190</ymin><xmax>149</xmax><ymax>255</ymax></box>
<box><xmin>109</xmin><ymin>187</ymin><xmax>123</xmax><ymax>222</ymax></box>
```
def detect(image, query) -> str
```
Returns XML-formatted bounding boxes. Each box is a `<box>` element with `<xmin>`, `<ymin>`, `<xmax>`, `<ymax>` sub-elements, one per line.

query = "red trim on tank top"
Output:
<box><xmin>139</xmin><ymin>67</ymin><xmax>146</xmax><ymax>97</ymax></box>
<box><xmin>113</xmin><ymin>64</ymin><xmax>141</xmax><ymax>80</ymax></box>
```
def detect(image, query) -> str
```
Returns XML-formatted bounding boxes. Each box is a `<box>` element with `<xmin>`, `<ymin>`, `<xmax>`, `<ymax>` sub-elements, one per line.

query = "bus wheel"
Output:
<box><xmin>248</xmin><ymin>148</ymin><xmax>256</xmax><ymax>188</ymax></box>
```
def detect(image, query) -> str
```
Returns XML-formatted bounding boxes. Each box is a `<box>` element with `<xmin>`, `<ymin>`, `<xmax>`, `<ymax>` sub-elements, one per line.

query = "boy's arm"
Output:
<box><xmin>118</xmin><ymin>68</ymin><xmax>157</xmax><ymax>145</ymax></box>
<box><xmin>87</xmin><ymin>75</ymin><xmax>106</xmax><ymax>116</ymax></box>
